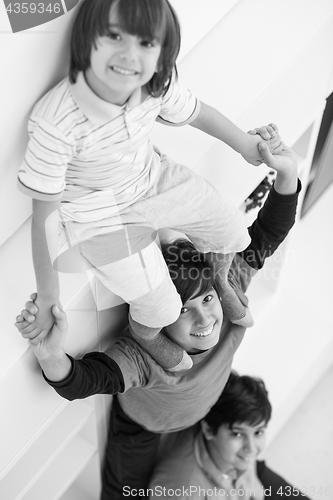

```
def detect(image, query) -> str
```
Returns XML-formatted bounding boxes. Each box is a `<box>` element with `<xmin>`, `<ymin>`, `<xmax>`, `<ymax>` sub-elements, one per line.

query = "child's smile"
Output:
<box><xmin>85</xmin><ymin>8</ymin><xmax>161</xmax><ymax>105</ymax></box>
<box><xmin>111</xmin><ymin>65</ymin><xmax>138</xmax><ymax>76</ymax></box>
<box><xmin>190</xmin><ymin>322</ymin><xmax>215</xmax><ymax>337</ymax></box>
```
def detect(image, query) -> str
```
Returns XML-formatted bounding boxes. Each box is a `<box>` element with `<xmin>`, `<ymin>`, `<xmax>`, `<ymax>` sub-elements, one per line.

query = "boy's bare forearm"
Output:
<box><xmin>190</xmin><ymin>101</ymin><xmax>248</xmax><ymax>154</ymax></box>
<box><xmin>273</xmin><ymin>157</ymin><xmax>298</xmax><ymax>195</ymax></box>
<box><xmin>32</xmin><ymin>199</ymin><xmax>60</xmax><ymax>302</ymax></box>
<box><xmin>258</xmin><ymin>142</ymin><xmax>298</xmax><ymax>195</ymax></box>
<box><xmin>189</xmin><ymin>102</ymin><xmax>281</xmax><ymax>167</ymax></box>
<box><xmin>31</xmin><ymin>223</ymin><xmax>59</xmax><ymax>302</ymax></box>
<box><xmin>38</xmin><ymin>352</ymin><xmax>72</xmax><ymax>383</ymax></box>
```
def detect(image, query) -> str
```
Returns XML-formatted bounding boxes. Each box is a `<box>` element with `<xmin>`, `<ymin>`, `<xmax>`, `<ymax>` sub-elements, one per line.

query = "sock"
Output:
<box><xmin>207</xmin><ymin>252</ymin><xmax>254</xmax><ymax>328</ymax></box>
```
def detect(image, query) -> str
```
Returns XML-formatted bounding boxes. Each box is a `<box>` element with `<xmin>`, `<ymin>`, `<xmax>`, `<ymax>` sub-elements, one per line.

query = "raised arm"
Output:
<box><xmin>240</xmin><ymin>142</ymin><xmax>301</xmax><ymax>270</ymax></box>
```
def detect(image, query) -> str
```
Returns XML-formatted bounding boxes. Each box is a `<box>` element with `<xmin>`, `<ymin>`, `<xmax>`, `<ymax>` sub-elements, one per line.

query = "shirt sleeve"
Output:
<box><xmin>107</xmin><ymin>338</ymin><xmax>150</xmax><ymax>392</ymax></box>
<box><xmin>239</xmin><ymin>179</ymin><xmax>302</xmax><ymax>270</ymax></box>
<box><xmin>43</xmin><ymin>352</ymin><xmax>125</xmax><ymax>400</ymax></box>
<box><xmin>156</xmin><ymin>73</ymin><xmax>201</xmax><ymax>126</ymax></box>
<box><xmin>228</xmin><ymin>179</ymin><xmax>302</xmax><ymax>297</ymax></box>
<box><xmin>17</xmin><ymin>116</ymin><xmax>74</xmax><ymax>201</ymax></box>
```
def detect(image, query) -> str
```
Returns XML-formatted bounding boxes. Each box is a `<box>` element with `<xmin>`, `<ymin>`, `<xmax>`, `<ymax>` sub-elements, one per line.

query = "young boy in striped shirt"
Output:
<box><xmin>18</xmin><ymin>0</ymin><xmax>281</xmax><ymax>370</ymax></box>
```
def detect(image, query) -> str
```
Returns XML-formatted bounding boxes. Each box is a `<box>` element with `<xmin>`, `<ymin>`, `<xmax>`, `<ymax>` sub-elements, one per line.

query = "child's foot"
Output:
<box><xmin>218</xmin><ymin>281</ymin><xmax>254</xmax><ymax>328</ymax></box>
<box><xmin>207</xmin><ymin>252</ymin><xmax>253</xmax><ymax>328</ymax></box>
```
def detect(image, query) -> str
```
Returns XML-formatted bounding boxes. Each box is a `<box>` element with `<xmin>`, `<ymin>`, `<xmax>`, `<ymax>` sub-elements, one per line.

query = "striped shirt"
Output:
<box><xmin>18</xmin><ymin>72</ymin><xmax>200</xmax><ymax>223</ymax></box>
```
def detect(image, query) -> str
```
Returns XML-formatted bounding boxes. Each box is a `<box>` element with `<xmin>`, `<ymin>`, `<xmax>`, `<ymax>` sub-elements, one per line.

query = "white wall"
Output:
<box><xmin>0</xmin><ymin>4</ymin><xmax>78</xmax><ymax>245</ymax></box>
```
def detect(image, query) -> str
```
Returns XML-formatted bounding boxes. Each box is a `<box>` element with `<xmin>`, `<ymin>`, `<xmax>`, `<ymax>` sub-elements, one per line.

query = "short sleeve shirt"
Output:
<box><xmin>18</xmin><ymin>73</ymin><xmax>200</xmax><ymax>223</ymax></box>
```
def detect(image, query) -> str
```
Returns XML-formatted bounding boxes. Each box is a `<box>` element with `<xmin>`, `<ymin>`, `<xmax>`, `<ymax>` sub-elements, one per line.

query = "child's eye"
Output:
<box><xmin>106</xmin><ymin>30</ymin><xmax>121</xmax><ymax>41</ymax></box>
<box><xmin>231</xmin><ymin>431</ymin><xmax>242</xmax><ymax>438</ymax></box>
<box><xmin>203</xmin><ymin>294</ymin><xmax>213</xmax><ymax>303</ymax></box>
<box><xmin>255</xmin><ymin>429</ymin><xmax>265</xmax><ymax>437</ymax></box>
<box><xmin>180</xmin><ymin>306</ymin><xmax>189</xmax><ymax>314</ymax></box>
<box><xmin>141</xmin><ymin>39</ymin><xmax>156</xmax><ymax>48</ymax></box>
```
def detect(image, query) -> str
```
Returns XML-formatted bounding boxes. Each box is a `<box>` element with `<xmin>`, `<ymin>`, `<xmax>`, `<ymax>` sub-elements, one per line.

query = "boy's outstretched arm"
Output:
<box><xmin>27</xmin><ymin>199</ymin><xmax>61</xmax><ymax>343</ymax></box>
<box><xmin>239</xmin><ymin>141</ymin><xmax>300</xmax><ymax>271</ymax></box>
<box><xmin>15</xmin><ymin>295</ymin><xmax>125</xmax><ymax>399</ymax></box>
<box><xmin>190</xmin><ymin>101</ymin><xmax>281</xmax><ymax>166</ymax></box>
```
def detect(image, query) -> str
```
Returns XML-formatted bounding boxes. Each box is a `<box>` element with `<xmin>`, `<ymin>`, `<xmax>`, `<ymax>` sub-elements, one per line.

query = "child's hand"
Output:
<box><xmin>249</xmin><ymin>123</ymin><xmax>282</xmax><ymax>151</ymax></box>
<box><xmin>258</xmin><ymin>141</ymin><xmax>297</xmax><ymax>173</ymax></box>
<box><xmin>248</xmin><ymin>123</ymin><xmax>280</xmax><ymax>141</ymax></box>
<box><xmin>15</xmin><ymin>293</ymin><xmax>68</xmax><ymax>361</ymax></box>
<box><xmin>15</xmin><ymin>295</ymin><xmax>59</xmax><ymax>345</ymax></box>
<box><xmin>244</xmin><ymin>123</ymin><xmax>282</xmax><ymax>166</ymax></box>
<box><xmin>258</xmin><ymin>141</ymin><xmax>298</xmax><ymax>195</ymax></box>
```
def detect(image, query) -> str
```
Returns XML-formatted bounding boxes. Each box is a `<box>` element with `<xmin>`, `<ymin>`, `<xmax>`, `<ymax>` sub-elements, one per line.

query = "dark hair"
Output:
<box><xmin>69</xmin><ymin>0</ymin><xmax>181</xmax><ymax>97</ymax></box>
<box><xmin>203</xmin><ymin>371</ymin><xmax>272</xmax><ymax>434</ymax></box>
<box><xmin>162</xmin><ymin>239</ymin><xmax>219</xmax><ymax>304</ymax></box>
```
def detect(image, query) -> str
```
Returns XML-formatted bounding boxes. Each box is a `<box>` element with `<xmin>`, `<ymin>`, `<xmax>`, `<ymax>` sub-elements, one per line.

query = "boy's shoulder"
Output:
<box><xmin>106</xmin><ymin>333</ymin><xmax>151</xmax><ymax>367</ymax></box>
<box><xmin>105</xmin><ymin>334</ymin><xmax>154</xmax><ymax>389</ymax></box>
<box><xmin>31</xmin><ymin>77</ymin><xmax>74</xmax><ymax>121</ymax></box>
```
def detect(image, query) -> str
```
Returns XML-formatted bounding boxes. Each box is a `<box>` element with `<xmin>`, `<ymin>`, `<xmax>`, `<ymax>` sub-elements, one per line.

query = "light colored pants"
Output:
<box><xmin>64</xmin><ymin>155</ymin><xmax>250</xmax><ymax>328</ymax></box>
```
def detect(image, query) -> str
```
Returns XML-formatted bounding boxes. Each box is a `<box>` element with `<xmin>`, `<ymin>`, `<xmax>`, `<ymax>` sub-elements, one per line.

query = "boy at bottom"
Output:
<box><xmin>149</xmin><ymin>372</ymin><xmax>311</xmax><ymax>500</ymax></box>
<box><xmin>16</xmin><ymin>143</ymin><xmax>300</xmax><ymax>500</ymax></box>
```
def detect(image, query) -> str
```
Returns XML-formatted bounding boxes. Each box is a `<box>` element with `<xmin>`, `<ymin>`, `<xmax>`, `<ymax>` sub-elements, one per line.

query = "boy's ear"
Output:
<box><xmin>201</xmin><ymin>420</ymin><xmax>214</xmax><ymax>441</ymax></box>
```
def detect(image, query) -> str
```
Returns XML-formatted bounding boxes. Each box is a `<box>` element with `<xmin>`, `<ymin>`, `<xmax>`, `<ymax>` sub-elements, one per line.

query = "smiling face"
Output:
<box><xmin>164</xmin><ymin>288</ymin><xmax>223</xmax><ymax>353</ymax></box>
<box><xmin>85</xmin><ymin>6</ymin><xmax>161</xmax><ymax>104</ymax></box>
<box><xmin>203</xmin><ymin>421</ymin><xmax>267</xmax><ymax>473</ymax></box>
